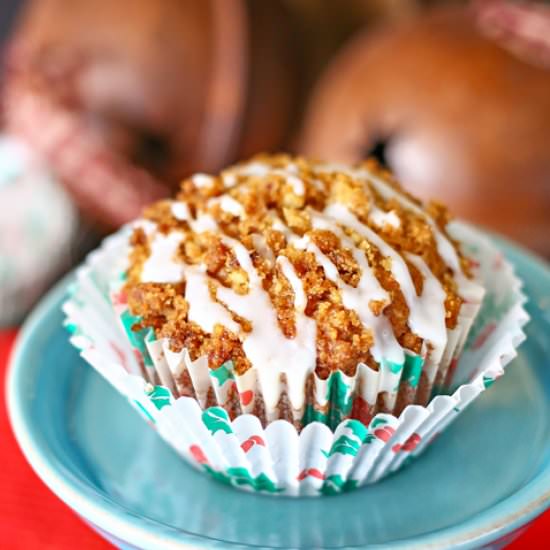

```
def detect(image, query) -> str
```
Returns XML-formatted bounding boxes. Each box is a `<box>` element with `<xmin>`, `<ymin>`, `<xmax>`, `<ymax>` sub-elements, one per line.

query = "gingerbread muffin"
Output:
<box><xmin>116</xmin><ymin>154</ymin><xmax>485</xmax><ymax>429</ymax></box>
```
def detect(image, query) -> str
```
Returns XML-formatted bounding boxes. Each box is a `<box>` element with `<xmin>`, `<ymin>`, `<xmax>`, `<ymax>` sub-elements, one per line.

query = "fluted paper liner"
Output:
<box><xmin>63</xmin><ymin>223</ymin><xmax>528</xmax><ymax>496</ymax></box>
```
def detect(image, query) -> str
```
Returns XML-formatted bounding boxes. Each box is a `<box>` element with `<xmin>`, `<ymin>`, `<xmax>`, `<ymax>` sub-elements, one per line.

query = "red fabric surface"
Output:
<box><xmin>0</xmin><ymin>329</ymin><xmax>110</xmax><ymax>549</ymax></box>
<box><xmin>0</xmin><ymin>328</ymin><xmax>547</xmax><ymax>548</ymax></box>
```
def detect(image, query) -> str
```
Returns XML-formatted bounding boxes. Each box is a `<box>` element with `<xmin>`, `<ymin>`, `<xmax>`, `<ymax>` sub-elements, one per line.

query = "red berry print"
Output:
<box><xmin>133</xmin><ymin>349</ymin><xmax>145</xmax><ymax>369</ymax></box>
<box><xmin>240</xmin><ymin>435</ymin><xmax>265</xmax><ymax>453</ymax></box>
<box><xmin>492</xmin><ymin>253</ymin><xmax>504</xmax><ymax>270</ymax></box>
<box><xmin>446</xmin><ymin>358</ymin><xmax>458</xmax><ymax>384</ymax></box>
<box><xmin>297</xmin><ymin>468</ymin><xmax>325</xmax><ymax>481</ymax></box>
<box><xmin>110</xmin><ymin>341</ymin><xmax>130</xmax><ymax>372</ymax></box>
<box><xmin>111</xmin><ymin>290</ymin><xmax>128</xmax><ymax>306</ymax></box>
<box><xmin>239</xmin><ymin>390</ymin><xmax>254</xmax><ymax>406</ymax></box>
<box><xmin>402</xmin><ymin>433</ymin><xmax>421</xmax><ymax>452</ymax></box>
<box><xmin>374</xmin><ymin>426</ymin><xmax>395</xmax><ymax>442</ymax></box>
<box><xmin>351</xmin><ymin>396</ymin><xmax>372</xmax><ymax>426</ymax></box>
<box><xmin>392</xmin><ymin>433</ymin><xmax>421</xmax><ymax>453</ymax></box>
<box><xmin>472</xmin><ymin>323</ymin><xmax>496</xmax><ymax>350</ymax></box>
<box><xmin>189</xmin><ymin>444</ymin><xmax>208</xmax><ymax>465</ymax></box>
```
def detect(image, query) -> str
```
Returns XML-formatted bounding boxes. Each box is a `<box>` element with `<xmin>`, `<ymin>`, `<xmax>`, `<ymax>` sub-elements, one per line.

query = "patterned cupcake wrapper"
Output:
<box><xmin>63</xmin><ymin>223</ymin><xmax>528</xmax><ymax>496</ymax></box>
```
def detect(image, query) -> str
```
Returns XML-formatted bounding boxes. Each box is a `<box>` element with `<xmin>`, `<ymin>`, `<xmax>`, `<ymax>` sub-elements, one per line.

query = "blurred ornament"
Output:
<box><xmin>299</xmin><ymin>3</ymin><xmax>550</xmax><ymax>255</ymax></box>
<box><xmin>3</xmin><ymin>0</ymin><xmax>296</xmax><ymax>229</ymax></box>
<box><xmin>0</xmin><ymin>135</ymin><xmax>79</xmax><ymax>326</ymax></box>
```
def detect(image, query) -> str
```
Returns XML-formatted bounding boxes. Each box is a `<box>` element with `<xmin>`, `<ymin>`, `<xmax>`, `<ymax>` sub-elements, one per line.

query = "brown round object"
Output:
<box><xmin>8</xmin><ymin>0</ymin><xmax>220</xmax><ymax>179</ymax></box>
<box><xmin>4</xmin><ymin>0</ymin><xmax>295</xmax><ymax>229</ymax></box>
<box><xmin>299</xmin><ymin>5</ymin><xmax>550</xmax><ymax>255</ymax></box>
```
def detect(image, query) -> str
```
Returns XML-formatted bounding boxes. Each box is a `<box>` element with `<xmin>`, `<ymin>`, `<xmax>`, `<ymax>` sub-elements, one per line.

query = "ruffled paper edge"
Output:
<box><xmin>62</xmin><ymin>223</ymin><xmax>529</xmax><ymax>495</ymax></box>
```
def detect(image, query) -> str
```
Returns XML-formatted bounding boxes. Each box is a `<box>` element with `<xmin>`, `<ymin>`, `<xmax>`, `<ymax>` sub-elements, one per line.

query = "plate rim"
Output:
<box><xmin>7</xmin><ymin>236</ymin><xmax>550</xmax><ymax>550</ymax></box>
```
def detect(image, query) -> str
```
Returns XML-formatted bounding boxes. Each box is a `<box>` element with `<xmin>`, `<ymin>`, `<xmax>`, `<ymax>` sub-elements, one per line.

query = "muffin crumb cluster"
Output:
<box><xmin>125</xmin><ymin>154</ymin><xmax>471</xmax><ymax>379</ymax></box>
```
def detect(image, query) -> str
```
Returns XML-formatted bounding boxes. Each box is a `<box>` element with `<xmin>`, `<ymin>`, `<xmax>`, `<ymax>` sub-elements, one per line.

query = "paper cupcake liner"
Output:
<box><xmin>108</xmin><ymin>246</ymin><xmax>485</xmax><ymax>432</ymax></box>
<box><xmin>63</xmin><ymin>223</ymin><xmax>528</xmax><ymax>496</ymax></box>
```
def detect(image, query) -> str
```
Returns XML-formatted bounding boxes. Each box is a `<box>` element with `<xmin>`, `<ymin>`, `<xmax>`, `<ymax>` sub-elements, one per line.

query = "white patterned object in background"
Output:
<box><xmin>0</xmin><ymin>134</ymin><xmax>79</xmax><ymax>325</ymax></box>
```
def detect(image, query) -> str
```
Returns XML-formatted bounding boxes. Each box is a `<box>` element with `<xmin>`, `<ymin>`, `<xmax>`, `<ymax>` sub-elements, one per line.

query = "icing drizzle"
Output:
<box><xmin>134</xmin><ymin>158</ymin><xmax>484</xmax><ymax>406</ymax></box>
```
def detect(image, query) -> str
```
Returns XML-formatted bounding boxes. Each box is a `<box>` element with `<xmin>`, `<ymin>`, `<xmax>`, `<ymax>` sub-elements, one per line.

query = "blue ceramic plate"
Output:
<box><xmin>7</xmin><ymin>234</ymin><xmax>550</xmax><ymax>550</ymax></box>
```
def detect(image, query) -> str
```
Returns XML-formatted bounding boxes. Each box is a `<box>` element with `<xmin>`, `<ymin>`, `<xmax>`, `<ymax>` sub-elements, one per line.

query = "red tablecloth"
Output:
<box><xmin>0</xmin><ymin>328</ymin><xmax>547</xmax><ymax>548</ymax></box>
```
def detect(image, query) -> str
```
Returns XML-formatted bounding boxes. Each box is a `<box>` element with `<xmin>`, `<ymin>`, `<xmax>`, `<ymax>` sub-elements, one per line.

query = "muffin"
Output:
<box><xmin>65</xmin><ymin>154</ymin><xmax>527</xmax><ymax>495</ymax></box>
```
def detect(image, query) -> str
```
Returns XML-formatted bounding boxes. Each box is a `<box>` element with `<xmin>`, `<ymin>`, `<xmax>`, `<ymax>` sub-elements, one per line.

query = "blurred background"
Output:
<box><xmin>0</xmin><ymin>1</ymin><xmax>549</xmax><ymax>547</ymax></box>
<box><xmin>1</xmin><ymin>0</ymin><xmax>549</xmax><ymax>327</ymax></box>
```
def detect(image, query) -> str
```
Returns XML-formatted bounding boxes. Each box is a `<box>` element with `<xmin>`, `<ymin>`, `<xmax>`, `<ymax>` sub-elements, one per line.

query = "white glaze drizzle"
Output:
<box><xmin>184</xmin><ymin>266</ymin><xmax>240</xmax><ymax>334</ymax></box>
<box><xmin>363</xmin><ymin>170</ymin><xmax>484</xmax><ymax>302</ymax></box>
<box><xmin>171</xmin><ymin>201</ymin><xmax>191</xmax><ymax>221</ymax></box>
<box><xmin>225</xmin><ymin>161</ymin><xmax>305</xmax><ymax>196</ymax></box>
<box><xmin>171</xmin><ymin>201</ymin><xmax>219</xmax><ymax>233</ymax></box>
<box><xmin>314</xmin><ymin>163</ymin><xmax>482</xmax><ymax>300</ymax></box>
<box><xmin>306</xmin><ymin>211</ymin><xmax>403</xmax><ymax>364</ymax></box>
<box><xmin>277</xmin><ymin>256</ymin><xmax>318</xmax><ymax>407</ymax></box>
<box><xmin>136</xmin><ymin>159</ymin><xmax>482</xmax><ymax>406</ymax></box>
<box><xmin>133</xmin><ymin>219</ymin><xmax>157</xmax><ymax>236</ymax></box>
<box><xmin>366</xmin><ymin>171</ymin><xmax>463</xmax><ymax>273</ymax></box>
<box><xmin>251</xmin><ymin>233</ymin><xmax>275</xmax><ymax>264</ymax></box>
<box><xmin>209</xmin><ymin>195</ymin><xmax>245</xmax><ymax>217</ymax></box>
<box><xmin>221</xmin><ymin>172</ymin><xmax>237</xmax><ymax>188</ymax></box>
<box><xmin>369</xmin><ymin>205</ymin><xmax>401</xmax><ymax>229</ymax></box>
<box><xmin>277</xmin><ymin>255</ymin><xmax>307</xmax><ymax>310</ymax></box>
<box><xmin>141</xmin><ymin>231</ymin><xmax>185</xmax><ymax>283</ymax></box>
<box><xmin>404</xmin><ymin>253</ymin><xmax>447</xmax><ymax>362</ymax></box>
<box><xmin>324</xmin><ymin>203</ymin><xmax>447</xmax><ymax>356</ymax></box>
<box><xmin>215</xmin><ymin>237</ymin><xmax>316</xmax><ymax>408</ymax></box>
<box><xmin>285</xmin><ymin>174</ymin><xmax>305</xmax><ymax>196</ymax></box>
<box><xmin>191</xmin><ymin>173</ymin><xmax>215</xmax><ymax>188</ymax></box>
<box><xmin>190</xmin><ymin>214</ymin><xmax>218</xmax><ymax>233</ymax></box>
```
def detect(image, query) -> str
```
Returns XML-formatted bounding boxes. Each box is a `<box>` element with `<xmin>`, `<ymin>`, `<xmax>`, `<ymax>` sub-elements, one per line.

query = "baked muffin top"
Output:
<box><xmin>124</xmin><ymin>154</ymin><xmax>483</xmax><ymax>383</ymax></box>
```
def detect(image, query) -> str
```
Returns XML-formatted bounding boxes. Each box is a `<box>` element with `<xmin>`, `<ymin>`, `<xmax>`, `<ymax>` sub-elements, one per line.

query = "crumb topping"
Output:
<box><xmin>124</xmin><ymin>154</ymin><xmax>477</xmax><ymax>379</ymax></box>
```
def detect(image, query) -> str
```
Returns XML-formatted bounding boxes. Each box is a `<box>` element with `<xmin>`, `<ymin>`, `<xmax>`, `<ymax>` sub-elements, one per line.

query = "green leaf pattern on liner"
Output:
<box><xmin>327</xmin><ymin>419</ymin><xmax>368</xmax><ymax>457</ymax></box>
<box><xmin>326</xmin><ymin>371</ymin><xmax>353</xmax><ymax>430</ymax></box>
<box><xmin>133</xmin><ymin>400</ymin><xmax>155</xmax><ymax>423</ymax></box>
<box><xmin>382</xmin><ymin>358</ymin><xmax>404</xmax><ymax>374</ymax></box>
<box><xmin>320</xmin><ymin>475</ymin><xmax>359</xmax><ymax>495</ymax></box>
<box><xmin>483</xmin><ymin>375</ymin><xmax>495</xmax><ymax>389</ymax></box>
<box><xmin>202</xmin><ymin>407</ymin><xmax>233</xmax><ymax>435</ymax></box>
<box><xmin>328</xmin><ymin>435</ymin><xmax>361</xmax><ymax>457</ymax></box>
<box><xmin>210</xmin><ymin>360</ymin><xmax>235</xmax><ymax>386</ymax></box>
<box><xmin>362</xmin><ymin>417</ymin><xmax>390</xmax><ymax>444</ymax></box>
<box><xmin>120</xmin><ymin>309</ymin><xmax>155</xmax><ymax>366</ymax></box>
<box><xmin>402</xmin><ymin>353</ymin><xmax>424</xmax><ymax>388</ymax></box>
<box><xmin>64</xmin><ymin>321</ymin><xmax>78</xmax><ymax>335</ymax></box>
<box><xmin>345</xmin><ymin>419</ymin><xmax>368</xmax><ymax>441</ymax></box>
<box><xmin>145</xmin><ymin>384</ymin><xmax>172</xmax><ymax>410</ymax></box>
<box><xmin>369</xmin><ymin>417</ymin><xmax>388</xmax><ymax>429</ymax></box>
<box><xmin>299</xmin><ymin>354</ymin><xmax>424</xmax><ymax>430</ymax></box>
<box><xmin>204</xmin><ymin>466</ymin><xmax>282</xmax><ymax>493</ymax></box>
<box><xmin>66</xmin><ymin>283</ymin><xmax>86</xmax><ymax>307</ymax></box>
<box><xmin>63</xmin><ymin>320</ymin><xmax>92</xmax><ymax>350</ymax></box>
<box><xmin>302</xmin><ymin>404</ymin><xmax>328</xmax><ymax>426</ymax></box>
<box><xmin>466</xmin><ymin>291</ymin><xmax>511</xmax><ymax>350</ymax></box>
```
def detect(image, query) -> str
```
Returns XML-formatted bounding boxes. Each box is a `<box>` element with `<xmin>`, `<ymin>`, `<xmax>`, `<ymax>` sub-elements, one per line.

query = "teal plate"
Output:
<box><xmin>7</xmin><ymin>235</ymin><xmax>550</xmax><ymax>549</ymax></box>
